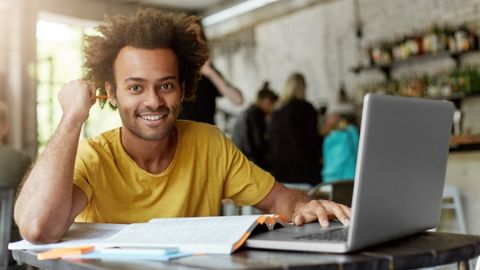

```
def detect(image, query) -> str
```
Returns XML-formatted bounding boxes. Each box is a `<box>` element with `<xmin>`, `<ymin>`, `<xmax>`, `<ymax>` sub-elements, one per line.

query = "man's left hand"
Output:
<box><xmin>292</xmin><ymin>200</ymin><xmax>351</xmax><ymax>227</ymax></box>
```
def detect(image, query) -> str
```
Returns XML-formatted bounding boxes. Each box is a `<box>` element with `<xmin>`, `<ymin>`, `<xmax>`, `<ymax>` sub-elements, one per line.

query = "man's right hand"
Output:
<box><xmin>58</xmin><ymin>80</ymin><xmax>97</xmax><ymax>123</ymax></box>
<box><xmin>15</xmin><ymin>79</ymin><xmax>94</xmax><ymax>243</ymax></box>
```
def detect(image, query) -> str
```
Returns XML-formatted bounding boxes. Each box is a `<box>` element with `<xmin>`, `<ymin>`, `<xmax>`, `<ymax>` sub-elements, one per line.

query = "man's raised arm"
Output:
<box><xmin>14</xmin><ymin>80</ymin><xmax>96</xmax><ymax>243</ymax></box>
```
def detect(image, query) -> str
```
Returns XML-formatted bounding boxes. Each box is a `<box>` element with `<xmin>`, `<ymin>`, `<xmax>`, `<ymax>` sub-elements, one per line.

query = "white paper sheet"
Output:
<box><xmin>8</xmin><ymin>222</ymin><xmax>126</xmax><ymax>250</ymax></box>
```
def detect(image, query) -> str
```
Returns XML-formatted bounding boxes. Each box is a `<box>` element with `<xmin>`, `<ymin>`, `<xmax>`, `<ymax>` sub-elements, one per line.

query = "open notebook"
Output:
<box><xmin>9</xmin><ymin>215</ymin><xmax>287</xmax><ymax>255</ymax></box>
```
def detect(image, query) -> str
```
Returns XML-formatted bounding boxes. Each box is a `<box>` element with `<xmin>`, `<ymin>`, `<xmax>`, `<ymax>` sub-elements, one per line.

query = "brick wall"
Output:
<box><xmin>210</xmin><ymin>0</ymin><xmax>480</xmax><ymax>109</ymax></box>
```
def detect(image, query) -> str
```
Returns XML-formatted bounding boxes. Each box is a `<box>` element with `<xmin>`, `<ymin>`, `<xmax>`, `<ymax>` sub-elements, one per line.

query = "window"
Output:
<box><xmin>36</xmin><ymin>14</ymin><xmax>121</xmax><ymax>153</ymax></box>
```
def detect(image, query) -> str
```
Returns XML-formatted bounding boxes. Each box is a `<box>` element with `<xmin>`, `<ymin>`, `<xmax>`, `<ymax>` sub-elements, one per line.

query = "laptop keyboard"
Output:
<box><xmin>293</xmin><ymin>227</ymin><xmax>349</xmax><ymax>242</ymax></box>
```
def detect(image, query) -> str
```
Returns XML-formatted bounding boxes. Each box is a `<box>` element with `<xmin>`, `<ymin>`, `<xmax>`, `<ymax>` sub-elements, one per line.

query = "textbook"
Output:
<box><xmin>9</xmin><ymin>215</ymin><xmax>288</xmax><ymax>255</ymax></box>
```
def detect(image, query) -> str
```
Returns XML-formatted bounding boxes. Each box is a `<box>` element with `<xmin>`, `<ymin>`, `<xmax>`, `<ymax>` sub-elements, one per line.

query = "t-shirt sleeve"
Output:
<box><xmin>221</xmin><ymin>133</ymin><xmax>275</xmax><ymax>206</ymax></box>
<box><xmin>73</xmin><ymin>140</ymin><xmax>93</xmax><ymax>203</ymax></box>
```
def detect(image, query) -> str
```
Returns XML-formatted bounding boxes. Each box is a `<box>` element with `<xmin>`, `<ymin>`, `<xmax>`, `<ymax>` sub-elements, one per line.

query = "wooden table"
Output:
<box><xmin>13</xmin><ymin>232</ymin><xmax>480</xmax><ymax>270</ymax></box>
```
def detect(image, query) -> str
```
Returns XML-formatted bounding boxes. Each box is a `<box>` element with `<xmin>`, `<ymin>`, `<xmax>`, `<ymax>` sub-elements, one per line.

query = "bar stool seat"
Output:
<box><xmin>442</xmin><ymin>184</ymin><xmax>466</xmax><ymax>234</ymax></box>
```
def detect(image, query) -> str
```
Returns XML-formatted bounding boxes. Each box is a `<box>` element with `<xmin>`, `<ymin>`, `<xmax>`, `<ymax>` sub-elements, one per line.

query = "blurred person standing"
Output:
<box><xmin>321</xmin><ymin>103</ymin><xmax>359</xmax><ymax>183</ymax></box>
<box><xmin>269</xmin><ymin>73</ymin><xmax>321</xmax><ymax>187</ymax></box>
<box><xmin>232</xmin><ymin>81</ymin><xmax>278</xmax><ymax>170</ymax></box>
<box><xmin>179</xmin><ymin>21</ymin><xmax>243</xmax><ymax>125</ymax></box>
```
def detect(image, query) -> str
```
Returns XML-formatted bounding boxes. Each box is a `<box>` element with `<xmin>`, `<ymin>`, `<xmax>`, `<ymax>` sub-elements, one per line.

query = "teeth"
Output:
<box><xmin>141</xmin><ymin>114</ymin><xmax>163</xmax><ymax>121</ymax></box>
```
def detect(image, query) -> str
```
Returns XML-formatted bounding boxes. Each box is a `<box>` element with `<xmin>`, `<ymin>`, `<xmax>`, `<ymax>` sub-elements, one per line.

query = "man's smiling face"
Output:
<box><xmin>107</xmin><ymin>46</ymin><xmax>183</xmax><ymax>141</ymax></box>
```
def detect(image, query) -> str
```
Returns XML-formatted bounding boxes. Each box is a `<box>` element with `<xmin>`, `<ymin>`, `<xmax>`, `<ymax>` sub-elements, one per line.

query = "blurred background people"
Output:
<box><xmin>269</xmin><ymin>73</ymin><xmax>321</xmax><ymax>188</ymax></box>
<box><xmin>0</xmin><ymin>100</ymin><xmax>31</xmax><ymax>266</ymax></box>
<box><xmin>0</xmin><ymin>100</ymin><xmax>31</xmax><ymax>189</ymax></box>
<box><xmin>232</xmin><ymin>81</ymin><xmax>278</xmax><ymax>170</ymax></box>
<box><xmin>179</xmin><ymin>21</ymin><xmax>243</xmax><ymax>125</ymax></box>
<box><xmin>321</xmin><ymin>101</ymin><xmax>359</xmax><ymax>183</ymax></box>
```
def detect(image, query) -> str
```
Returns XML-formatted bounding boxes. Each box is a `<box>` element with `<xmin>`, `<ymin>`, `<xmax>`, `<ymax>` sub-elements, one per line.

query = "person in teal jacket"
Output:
<box><xmin>321</xmin><ymin>107</ymin><xmax>359</xmax><ymax>183</ymax></box>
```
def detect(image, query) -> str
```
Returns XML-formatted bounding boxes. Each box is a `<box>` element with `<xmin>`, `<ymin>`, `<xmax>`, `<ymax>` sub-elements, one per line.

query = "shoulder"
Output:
<box><xmin>78</xmin><ymin>128</ymin><xmax>120</xmax><ymax>157</ymax></box>
<box><xmin>346</xmin><ymin>124</ymin><xmax>358</xmax><ymax>133</ymax></box>
<box><xmin>325</xmin><ymin>128</ymin><xmax>352</xmax><ymax>144</ymax></box>
<box><xmin>245</xmin><ymin>105</ymin><xmax>263</xmax><ymax>118</ymax></box>
<box><xmin>176</xmin><ymin>120</ymin><xmax>224</xmax><ymax>140</ymax></box>
<box><xmin>298</xmin><ymin>100</ymin><xmax>316</xmax><ymax>112</ymax></box>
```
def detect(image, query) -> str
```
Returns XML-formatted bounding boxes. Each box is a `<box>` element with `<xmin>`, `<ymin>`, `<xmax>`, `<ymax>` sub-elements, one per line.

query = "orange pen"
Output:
<box><xmin>96</xmin><ymin>95</ymin><xmax>108</xmax><ymax>101</ymax></box>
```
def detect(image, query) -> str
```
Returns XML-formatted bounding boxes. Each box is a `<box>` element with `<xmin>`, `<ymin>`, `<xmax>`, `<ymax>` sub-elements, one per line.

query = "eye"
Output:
<box><xmin>160</xmin><ymin>82</ymin><xmax>174</xmax><ymax>90</ymax></box>
<box><xmin>128</xmin><ymin>85</ymin><xmax>143</xmax><ymax>93</ymax></box>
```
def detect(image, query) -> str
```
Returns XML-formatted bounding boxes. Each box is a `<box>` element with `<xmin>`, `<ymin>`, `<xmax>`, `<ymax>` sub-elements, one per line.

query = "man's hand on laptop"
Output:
<box><xmin>292</xmin><ymin>200</ymin><xmax>351</xmax><ymax>227</ymax></box>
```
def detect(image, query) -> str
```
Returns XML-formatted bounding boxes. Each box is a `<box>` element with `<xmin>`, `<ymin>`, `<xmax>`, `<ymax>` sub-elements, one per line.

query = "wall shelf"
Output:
<box><xmin>450</xmin><ymin>134</ymin><xmax>480</xmax><ymax>152</ymax></box>
<box><xmin>351</xmin><ymin>50</ymin><xmax>480</xmax><ymax>80</ymax></box>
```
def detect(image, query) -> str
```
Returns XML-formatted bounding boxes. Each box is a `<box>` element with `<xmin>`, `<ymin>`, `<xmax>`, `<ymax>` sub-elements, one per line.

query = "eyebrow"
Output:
<box><xmin>124</xmin><ymin>76</ymin><xmax>177</xmax><ymax>83</ymax></box>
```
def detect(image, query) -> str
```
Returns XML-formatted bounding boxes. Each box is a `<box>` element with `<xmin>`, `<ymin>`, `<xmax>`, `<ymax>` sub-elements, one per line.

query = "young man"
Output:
<box><xmin>14</xmin><ymin>9</ymin><xmax>350</xmax><ymax>244</ymax></box>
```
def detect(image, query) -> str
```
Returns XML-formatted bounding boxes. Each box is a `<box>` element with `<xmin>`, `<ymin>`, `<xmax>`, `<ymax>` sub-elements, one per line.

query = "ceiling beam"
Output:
<box><xmin>202</xmin><ymin>0</ymin><xmax>332</xmax><ymax>39</ymax></box>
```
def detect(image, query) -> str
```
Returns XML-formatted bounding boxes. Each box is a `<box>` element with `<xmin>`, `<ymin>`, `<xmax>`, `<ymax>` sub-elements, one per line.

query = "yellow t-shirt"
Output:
<box><xmin>73</xmin><ymin>120</ymin><xmax>275</xmax><ymax>223</ymax></box>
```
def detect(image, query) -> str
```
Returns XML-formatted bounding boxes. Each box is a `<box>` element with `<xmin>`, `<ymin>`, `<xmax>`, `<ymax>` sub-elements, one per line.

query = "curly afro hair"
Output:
<box><xmin>83</xmin><ymin>8</ymin><xmax>209</xmax><ymax>106</ymax></box>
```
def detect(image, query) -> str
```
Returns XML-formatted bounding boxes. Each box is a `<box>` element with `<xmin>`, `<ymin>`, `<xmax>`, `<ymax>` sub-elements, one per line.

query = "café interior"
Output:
<box><xmin>1</xmin><ymin>0</ymin><xmax>480</xmax><ymax>264</ymax></box>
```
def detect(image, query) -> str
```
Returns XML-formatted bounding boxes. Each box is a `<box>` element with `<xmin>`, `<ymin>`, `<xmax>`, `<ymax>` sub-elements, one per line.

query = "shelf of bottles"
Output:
<box><xmin>352</xmin><ymin>24</ymin><xmax>479</xmax><ymax>78</ymax></box>
<box><xmin>355</xmin><ymin>65</ymin><xmax>480</xmax><ymax>105</ymax></box>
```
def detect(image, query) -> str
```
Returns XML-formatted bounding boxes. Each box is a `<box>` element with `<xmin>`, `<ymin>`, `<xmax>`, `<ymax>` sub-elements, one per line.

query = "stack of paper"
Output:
<box><xmin>9</xmin><ymin>215</ymin><xmax>287</xmax><ymax>259</ymax></box>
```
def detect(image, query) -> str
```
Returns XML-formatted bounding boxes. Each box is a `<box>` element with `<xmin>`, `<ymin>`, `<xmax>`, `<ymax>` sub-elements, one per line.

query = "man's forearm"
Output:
<box><xmin>273</xmin><ymin>186</ymin><xmax>311</xmax><ymax>220</ymax></box>
<box><xmin>255</xmin><ymin>181</ymin><xmax>310</xmax><ymax>220</ymax></box>
<box><xmin>14</xmin><ymin>115</ymin><xmax>84</xmax><ymax>243</ymax></box>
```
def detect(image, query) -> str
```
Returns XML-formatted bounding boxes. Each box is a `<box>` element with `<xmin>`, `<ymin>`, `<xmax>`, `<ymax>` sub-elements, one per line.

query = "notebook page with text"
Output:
<box><xmin>105</xmin><ymin>215</ymin><xmax>264</xmax><ymax>254</ymax></box>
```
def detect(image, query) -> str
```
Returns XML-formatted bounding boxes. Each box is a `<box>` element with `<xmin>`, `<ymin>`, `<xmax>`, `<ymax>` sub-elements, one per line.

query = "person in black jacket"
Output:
<box><xmin>269</xmin><ymin>73</ymin><xmax>321</xmax><ymax>186</ymax></box>
<box><xmin>232</xmin><ymin>82</ymin><xmax>278</xmax><ymax>170</ymax></box>
<box><xmin>179</xmin><ymin>21</ymin><xmax>243</xmax><ymax>124</ymax></box>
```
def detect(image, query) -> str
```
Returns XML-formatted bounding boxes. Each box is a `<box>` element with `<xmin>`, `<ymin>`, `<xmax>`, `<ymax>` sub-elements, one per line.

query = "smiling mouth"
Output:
<box><xmin>139</xmin><ymin>114</ymin><xmax>167</xmax><ymax>121</ymax></box>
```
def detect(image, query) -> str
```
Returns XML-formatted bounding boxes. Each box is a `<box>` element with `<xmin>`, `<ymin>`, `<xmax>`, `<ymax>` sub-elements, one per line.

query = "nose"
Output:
<box><xmin>143</xmin><ymin>89</ymin><xmax>164</xmax><ymax>110</ymax></box>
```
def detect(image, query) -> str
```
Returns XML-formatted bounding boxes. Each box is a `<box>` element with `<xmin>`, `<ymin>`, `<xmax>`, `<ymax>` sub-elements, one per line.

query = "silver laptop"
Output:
<box><xmin>246</xmin><ymin>93</ymin><xmax>454</xmax><ymax>253</ymax></box>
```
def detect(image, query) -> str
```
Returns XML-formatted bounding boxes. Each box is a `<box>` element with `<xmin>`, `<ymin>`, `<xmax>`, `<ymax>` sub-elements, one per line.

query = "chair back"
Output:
<box><xmin>0</xmin><ymin>189</ymin><xmax>14</xmax><ymax>268</ymax></box>
<box><xmin>308</xmin><ymin>181</ymin><xmax>354</xmax><ymax>207</ymax></box>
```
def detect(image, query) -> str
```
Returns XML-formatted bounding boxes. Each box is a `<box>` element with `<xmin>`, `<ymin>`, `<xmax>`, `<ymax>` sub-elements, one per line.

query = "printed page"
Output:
<box><xmin>8</xmin><ymin>223</ymin><xmax>126</xmax><ymax>250</ymax></box>
<box><xmin>105</xmin><ymin>215</ymin><xmax>262</xmax><ymax>254</ymax></box>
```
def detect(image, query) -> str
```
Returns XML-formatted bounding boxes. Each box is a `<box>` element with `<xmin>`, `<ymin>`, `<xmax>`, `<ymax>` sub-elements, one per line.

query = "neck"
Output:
<box><xmin>120</xmin><ymin>127</ymin><xmax>178</xmax><ymax>174</ymax></box>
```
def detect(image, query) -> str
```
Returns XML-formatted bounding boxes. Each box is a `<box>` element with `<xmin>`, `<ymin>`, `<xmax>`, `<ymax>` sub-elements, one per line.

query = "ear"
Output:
<box><xmin>105</xmin><ymin>81</ymin><xmax>117</xmax><ymax>107</ymax></box>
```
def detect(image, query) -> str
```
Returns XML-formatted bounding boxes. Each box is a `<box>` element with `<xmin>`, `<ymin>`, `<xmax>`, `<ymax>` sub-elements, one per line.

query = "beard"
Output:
<box><xmin>118</xmin><ymin>103</ymin><xmax>180</xmax><ymax>141</ymax></box>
